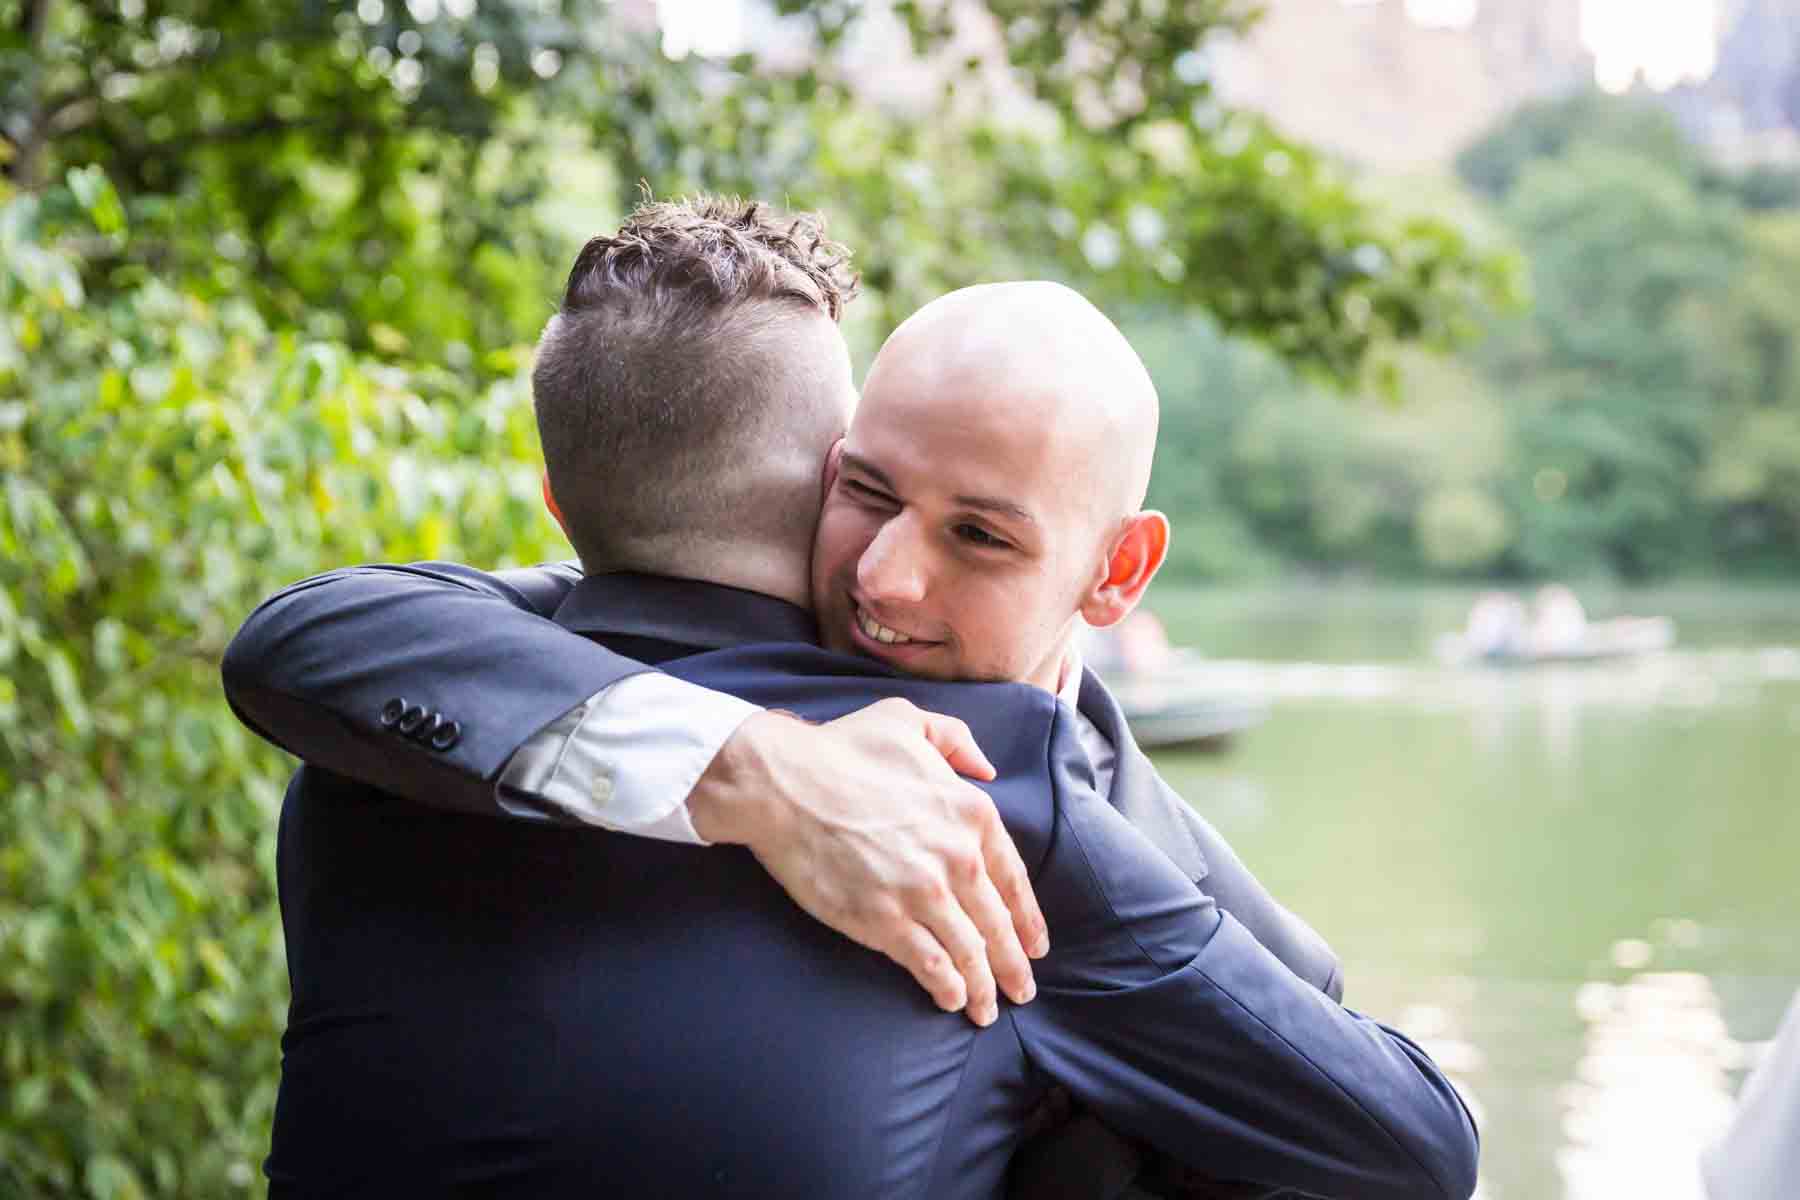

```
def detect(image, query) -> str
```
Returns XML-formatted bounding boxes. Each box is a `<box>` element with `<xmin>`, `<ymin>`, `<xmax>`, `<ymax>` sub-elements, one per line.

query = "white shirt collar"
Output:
<box><xmin>1057</xmin><ymin>651</ymin><xmax>1084</xmax><ymax>711</ymax></box>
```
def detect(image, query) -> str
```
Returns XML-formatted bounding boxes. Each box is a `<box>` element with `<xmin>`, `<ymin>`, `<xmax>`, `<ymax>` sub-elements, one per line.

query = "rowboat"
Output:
<box><xmin>1102</xmin><ymin>658</ymin><xmax>1269</xmax><ymax>752</ymax></box>
<box><xmin>1435</xmin><ymin>616</ymin><xmax>1676</xmax><ymax>666</ymax></box>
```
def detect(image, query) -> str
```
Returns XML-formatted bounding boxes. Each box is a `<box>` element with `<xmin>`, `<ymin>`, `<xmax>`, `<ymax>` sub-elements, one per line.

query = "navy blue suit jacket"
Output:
<box><xmin>223</xmin><ymin>562</ymin><xmax>1342</xmax><ymax>1003</ymax></box>
<box><xmin>260</xmin><ymin>575</ymin><xmax>1477</xmax><ymax>1199</ymax></box>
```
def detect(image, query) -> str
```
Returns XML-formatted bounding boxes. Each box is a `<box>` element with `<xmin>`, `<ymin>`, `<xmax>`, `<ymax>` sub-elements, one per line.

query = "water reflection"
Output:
<box><xmin>1395</xmin><ymin>995</ymin><xmax>1493</xmax><ymax>1195</ymax></box>
<box><xmin>1150</xmin><ymin>588</ymin><xmax>1800</xmax><ymax>1198</ymax></box>
<box><xmin>1177</xmin><ymin>648</ymin><xmax>1796</xmax><ymax>772</ymax></box>
<box><xmin>1560</xmin><ymin>972</ymin><xmax>1743</xmax><ymax>1199</ymax></box>
<box><xmin>1398</xmin><ymin>992</ymin><xmax>1488</xmax><ymax>1089</ymax></box>
<box><xmin>1176</xmin><ymin>648</ymin><xmax>1798</xmax><ymax>713</ymax></box>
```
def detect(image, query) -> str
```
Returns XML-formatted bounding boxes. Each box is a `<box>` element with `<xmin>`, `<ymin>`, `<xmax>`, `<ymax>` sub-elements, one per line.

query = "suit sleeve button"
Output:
<box><xmin>414</xmin><ymin>712</ymin><xmax>442</xmax><ymax>742</ymax></box>
<box><xmin>379</xmin><ymin>698</ymin><xmax>407</xmax><ymax>729</ymax></box>
<box><xmin>397</xmin><ymin>703</ymin><xmax>426</xmax><ymax>735</ymax></box>
<box><xmin>429</xmin><ymin>720</ymin><xmax>461</xmax><ymax>752</ymax></box>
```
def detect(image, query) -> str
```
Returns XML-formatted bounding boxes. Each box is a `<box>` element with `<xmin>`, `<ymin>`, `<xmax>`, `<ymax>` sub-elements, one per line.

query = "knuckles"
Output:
<box><xmin>949</xmin><ymin>789</ymin><xmax>996</xmax><ymax>829</ymax></box>
<box><xmin>871</xmin><ymin>696</ymin><xmax>919</xmax><ymax>720</ymax></box>
<box><xmin>945</xmin><ymin>850</ymin><xmax>983</xmax><ymax>889</ymax></box>
<box><xmin>901</xmin><ymin>877</ymin><xmax>953</xmax><ymax>908</ymax></box>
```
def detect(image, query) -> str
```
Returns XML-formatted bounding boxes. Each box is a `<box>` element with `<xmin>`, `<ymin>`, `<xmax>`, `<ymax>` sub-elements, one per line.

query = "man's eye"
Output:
<box><xmin>956</xmin><ymin>524</ymin><xmax>1010</xmax><ymax>550</ymax></box>
<box><xmin>844</xmin><ymin>480</ymin><xmax>895</xmax><ymax>507</ymax></box>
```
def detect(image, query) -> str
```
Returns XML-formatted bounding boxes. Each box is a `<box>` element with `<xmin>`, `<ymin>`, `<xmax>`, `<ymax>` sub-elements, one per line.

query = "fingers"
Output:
<box><xmin>889</xmin><ymin>921</ymin><xmax>967</xmax><ymax>1016</ymax></box>
<box><xmin>945</xmin><ymin>790</ymin><xmax>1041</xmax><ymax>1005</ymax></box>
<box><xmin>957</xmin><ymin>857</ymin><xmax>1037</xmax><ymax>1008</ymax></box>
<box><xmin>914</xmin><ymin>710</ymin><xmax>996</xmax><ymax>781</ymax></box>
<box><xmin>980</xmin><ymin>803</ymin><xmax>1049</xmax><ymax>961</ymax></box>
<box><xmin>923</xmin><ymin>883</ymin><xmax>1000</xmax><ymax>1027</ymax></box>
<box><xmin>760</xmin><ymin>697</ymin><xmax>1040</xmax><ymax>1028</ymax></box>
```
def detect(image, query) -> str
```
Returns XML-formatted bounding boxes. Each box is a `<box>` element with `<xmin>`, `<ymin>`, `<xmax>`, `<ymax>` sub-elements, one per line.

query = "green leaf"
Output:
<box><xmin>43</xmin><ymin>647</ymin><xmax>91</xmax><ymax>740</ymax></box>
<box><xmin>84</xmin><ymin>1153</ymin><xmax>147</xmax><ymax>1200</ymax></box>
<box><xmin>66</xmin><ymin>167</ymin><xmax>127</xmax><ymax>238</ymax></box>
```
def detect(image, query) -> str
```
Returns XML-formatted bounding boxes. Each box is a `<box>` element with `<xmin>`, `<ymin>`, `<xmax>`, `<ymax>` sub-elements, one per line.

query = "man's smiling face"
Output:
<box><xmin>810</xmin><ymin>316</ymin><xmax>1121</xmax><ymax>692</ymax></box>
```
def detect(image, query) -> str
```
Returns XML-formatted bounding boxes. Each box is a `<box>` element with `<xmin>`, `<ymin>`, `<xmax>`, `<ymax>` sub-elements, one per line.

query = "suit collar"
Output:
<box><xmin>1076</xmin><ymin>666</ymin><xmax>1210</xmax><ymax>885</ymax></box>
<box><xmin>551</xmin><ymin>571</ymin><xmax>817</xmax><ymax>651</ymax></box>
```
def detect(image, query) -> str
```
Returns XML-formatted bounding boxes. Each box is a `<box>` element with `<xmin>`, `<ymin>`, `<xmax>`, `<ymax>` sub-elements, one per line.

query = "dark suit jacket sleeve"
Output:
<box><xmin>1014</xmin><ymin>721</ymin><xmax>1479</xmax><ymax>1200</ymax></box>
<box><xmin>1172</xmin><ymin>795</ymin><xmax>1344</xmax><ymax>1002</ymax></box>
<box><xmin>220</xmin><ymin>560</ymin><xmax>650</xmax><ymax>820</ymax></box>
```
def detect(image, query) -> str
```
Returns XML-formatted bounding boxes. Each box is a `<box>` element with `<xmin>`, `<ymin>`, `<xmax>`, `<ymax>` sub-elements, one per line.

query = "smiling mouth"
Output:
<box><xmin>857</xmin><ymin>605</ymin><xmax>915</xmax><ymax>645</ymax></box>
<box><xmin>851</xmin><ymin>600</ymin><xmax>936</xmax><ymax>650</ymax></box>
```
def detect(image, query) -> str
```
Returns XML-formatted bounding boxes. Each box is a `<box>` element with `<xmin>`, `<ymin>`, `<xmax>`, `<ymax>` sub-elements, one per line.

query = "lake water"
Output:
<box><xmin>1141</xmin><ymin>585</ymin><xmax>1800</xmax><ymax>1200</ymax></box>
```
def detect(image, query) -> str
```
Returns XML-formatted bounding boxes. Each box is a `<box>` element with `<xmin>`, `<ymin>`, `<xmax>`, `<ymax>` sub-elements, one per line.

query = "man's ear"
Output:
<box><xmin>1080</xmin><ymin>510</ymin><xmax>1170</xmax><ymax>629</ymax></box>
<box><xmin>820</xmin><ymin>438</ymin><xmax>846</xmax><ymax>504</ymax></box>
<box><xmin>542</xmin><ymin>472</ymin><xmax>568</xmax><ymax>536</ymax></box>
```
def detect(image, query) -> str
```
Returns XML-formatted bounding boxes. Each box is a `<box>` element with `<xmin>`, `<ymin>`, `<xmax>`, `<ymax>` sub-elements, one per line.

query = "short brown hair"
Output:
<box><xmin>533</xmin><ymin>195</ymin><xmax>859</xmax><ymax>571</ymax></box>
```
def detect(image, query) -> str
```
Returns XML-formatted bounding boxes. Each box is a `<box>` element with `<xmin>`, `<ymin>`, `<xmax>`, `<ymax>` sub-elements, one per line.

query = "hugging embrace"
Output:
<box><xmin>223</xmin><ymin>196</ymin><xmax>1479</xmax><ymax>1199</ymax></box>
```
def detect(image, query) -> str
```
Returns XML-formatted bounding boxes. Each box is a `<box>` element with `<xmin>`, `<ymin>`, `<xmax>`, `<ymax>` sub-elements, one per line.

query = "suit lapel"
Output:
<box><xmin>1075</xmin><ymin>667</ymin><xmax>1211</xmax><ymax>887</ymax></box>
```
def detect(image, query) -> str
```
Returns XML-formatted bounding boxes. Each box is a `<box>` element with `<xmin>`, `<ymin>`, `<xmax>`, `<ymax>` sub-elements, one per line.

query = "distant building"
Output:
<box><xmin>692</xmin><ymin>0</ymin><xmax>1800</xmax><ymax>169</ymax></box>
<box><xmin>1208</xmin><ymin>0</ymin><xmax>1593</xmax><ymax>170</ymax></box>
<box><xmin>1664</xmin><ymin>0</ymin><xmax>1800</xmax><ymax>165</ymax></box>
<box><xmin>1208</xmin><ymin>0</ymin><xmax>1800</xmax><ymax>168</ymax></box>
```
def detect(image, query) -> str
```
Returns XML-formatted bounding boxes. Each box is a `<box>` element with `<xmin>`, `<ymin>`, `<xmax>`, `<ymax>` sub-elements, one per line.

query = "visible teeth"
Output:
<box><xmin>858</xmin><ymin>609</ymin><xmax>914</xmax><ymax>645</ymax></box>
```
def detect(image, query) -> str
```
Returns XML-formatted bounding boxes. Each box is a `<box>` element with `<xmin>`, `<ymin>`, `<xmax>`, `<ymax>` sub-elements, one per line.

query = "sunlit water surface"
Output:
<box><xmin>1142</xmin><ymin>586</ymin><xmax>1799</xmax><ymax>1200</ymax></box>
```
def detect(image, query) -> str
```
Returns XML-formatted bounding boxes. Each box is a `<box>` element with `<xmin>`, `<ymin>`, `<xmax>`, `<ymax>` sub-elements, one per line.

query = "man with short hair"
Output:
<box><xmin>226</xmin><ymin>197</ymin><xmax>1473</xmax><ymax>1197</ymax></box>
<box><xmin>533</xmin><ymin>202</ymin><xmax>859</xmax><ymax>601</ymax></box>
<box><xmin>231</xmin><ymin>199</ymin><xmax>1051</xmax><ymax>1025</ymax></box>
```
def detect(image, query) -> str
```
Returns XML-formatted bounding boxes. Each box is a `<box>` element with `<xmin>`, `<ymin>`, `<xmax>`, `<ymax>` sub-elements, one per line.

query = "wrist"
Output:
<box><xmin>688</xmin><ymin>709</ymin><xmax>796</xmax><ymax>846</ymax></box>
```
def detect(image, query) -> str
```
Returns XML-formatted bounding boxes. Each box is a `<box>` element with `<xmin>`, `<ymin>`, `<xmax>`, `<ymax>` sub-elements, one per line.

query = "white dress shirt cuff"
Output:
<box><xmin>496</xmin><ymin>671</ymin><xmax>759</xmax><ymax>844</ymax></box>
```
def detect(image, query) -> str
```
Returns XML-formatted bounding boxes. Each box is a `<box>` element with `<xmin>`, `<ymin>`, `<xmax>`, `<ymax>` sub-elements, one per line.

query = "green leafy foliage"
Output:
<box><xmin>1455</xmin><ymin>91</ymin><xmax>1702</xmax><ymax>201</ymax></box>
<box><xmin>0</xmin><ymin>178</ymin><xmax>564</xmax><ymax>1198</ymax></box>
<box><xmin>1131</xmin><ymin>94</ymin><xmax>1800</xmax><ymax>582</ymax></box>
<box><xmin>1466</xmin><ymin>101</ymin><xmax>1800</xmax><ymax>578</ymax></box>
<box><xmin>4</xmin><ymin>0</ymin><xmax>1505</xmax><ymax>386</ymax></box>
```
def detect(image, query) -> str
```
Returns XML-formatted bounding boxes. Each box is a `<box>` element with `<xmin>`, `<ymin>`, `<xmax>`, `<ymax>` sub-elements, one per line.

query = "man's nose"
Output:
<box><xmin>856</xmin><ymin>514</ymin><xmax>928</xmax><ymax>605</ymax></box>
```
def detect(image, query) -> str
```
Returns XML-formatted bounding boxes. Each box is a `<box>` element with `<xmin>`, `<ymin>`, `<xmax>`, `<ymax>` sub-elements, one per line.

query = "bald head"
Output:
<box><xmin>812</xmin><ymin>281</ymin><xmax>1170</xmax><ymax>692</ymax></box>
<box><xmin>865</xmin><ymin>281</ymin><xmax>1160</xmax><ymax>522</ymax></box>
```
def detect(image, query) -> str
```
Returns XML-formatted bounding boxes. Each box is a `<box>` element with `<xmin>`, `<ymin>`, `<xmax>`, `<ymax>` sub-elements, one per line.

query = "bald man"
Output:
<box><xmin>228</xmin><ymin>260</ymin><xmax>1476</xmax><ymax>1196</ymax></box>
<box><xmin>812</xmin><ymin>281</ymin><xmax>1166</xmax><ymax>692</ymax></box>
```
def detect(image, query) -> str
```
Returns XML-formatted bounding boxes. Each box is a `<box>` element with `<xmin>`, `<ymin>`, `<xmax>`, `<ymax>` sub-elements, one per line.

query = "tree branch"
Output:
<box><xmin>22</xmin><ymin>0</ymin><xmax>51</xmax><ymax>47</ymax></box>
<box><xmin>6</xmin><ymin>0</ymin><xmax>57</xmax><ymax>187</ymax></box>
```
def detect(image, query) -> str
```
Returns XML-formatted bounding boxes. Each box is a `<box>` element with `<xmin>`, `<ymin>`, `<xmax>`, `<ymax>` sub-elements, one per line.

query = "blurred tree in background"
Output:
<box><xmin>2</xmin><ymin>0</ymin><xmax>1503</xmax><ymax>375</ymax></box>
<box><xmin>1127</xmin><ymin>92</ymin><xmax>1800</xmax><ymax>581</ymax></box>
<box><xmin>1</xmin><ymin>1</ymin><xmax>1512</xmax><ymax>1195</ymax></box>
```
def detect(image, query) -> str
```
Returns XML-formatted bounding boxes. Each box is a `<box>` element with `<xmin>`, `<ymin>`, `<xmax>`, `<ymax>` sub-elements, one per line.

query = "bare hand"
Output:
<box><xmin>688</xmin><ymin>700</ymin><xmax>1049</xmax><ymax>1026</ymax></box>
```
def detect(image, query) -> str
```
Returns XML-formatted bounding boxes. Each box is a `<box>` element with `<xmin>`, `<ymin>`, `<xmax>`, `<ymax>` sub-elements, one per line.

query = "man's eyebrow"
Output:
<box><xmin>841</xmin><ymin>450</ymin><xmax>1037</xmax><ymax>526</ymax></box>
<box><xmin>838</xmin><ymin>452</ymin><xmax>895</xmax><ymax>491</ymax></box>
<box><xmin>951</xmin><ymin>494</ymin><xmax>1037</xmax><ymax>526</ymax></box>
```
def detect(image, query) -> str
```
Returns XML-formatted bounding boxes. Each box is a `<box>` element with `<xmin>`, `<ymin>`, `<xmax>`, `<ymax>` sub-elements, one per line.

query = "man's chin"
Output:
<box><xmin>865</xmin><ymin>648</ymin><xmax>959</xmax><ymax>680</ymax></box>
<box><xmin>851</xmin><ymin>635</ymin><xmax>951</xmax><ymax>677</ymax></box>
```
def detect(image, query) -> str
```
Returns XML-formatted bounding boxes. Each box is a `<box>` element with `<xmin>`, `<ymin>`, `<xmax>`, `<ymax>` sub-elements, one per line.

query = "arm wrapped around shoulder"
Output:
<box><xmin>1013</xmin><ymin>779</ymin><xmax>1479</xmax><ymax>1200</ymax></box>
<box><xmin>220</xmin><ymin>560</ymin><xmax>637</xmax><ymax>818</ymax></box>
